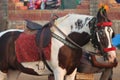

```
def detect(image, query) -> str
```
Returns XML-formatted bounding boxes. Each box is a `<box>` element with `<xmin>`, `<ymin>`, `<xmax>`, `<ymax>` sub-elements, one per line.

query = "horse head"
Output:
<box><xmin>90</xmin><ymin>6</ymin><xmax>116</xmax><ymax>63</ymax></box>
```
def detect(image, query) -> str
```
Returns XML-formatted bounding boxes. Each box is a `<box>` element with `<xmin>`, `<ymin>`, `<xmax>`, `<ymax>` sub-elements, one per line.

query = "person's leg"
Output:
<box><xmin>108</xmin><ymin>69</ymin><xmax>113</xmax><ymax>80</ymax></box>
<box><xmin>100</xmin><ymin>68</ymin><xmax>112</xmax><ymax>80</ymax></box>
<box><xmin>77</xmin><ymin>53</ymin><xmax>105</xmax><ymax>73</ymax></box>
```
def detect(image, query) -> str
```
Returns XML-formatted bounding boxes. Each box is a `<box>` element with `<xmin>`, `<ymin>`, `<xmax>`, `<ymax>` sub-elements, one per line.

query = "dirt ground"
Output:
<box><xmin>16</xmin><ymin>50</ymin><xmax>120</xmax><ymax>80</ymax></box>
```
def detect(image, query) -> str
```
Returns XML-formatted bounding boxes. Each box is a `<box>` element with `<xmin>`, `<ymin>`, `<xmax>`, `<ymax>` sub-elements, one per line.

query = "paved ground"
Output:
<box><xmin>18</xmin><ymin>74</ymin><xmax>47</xmax><ymax>80</ymax></box>
<box><xmin>16</xmin><ymin>50</ymin><xmax>120</xmax><ymax>80</ymax></box>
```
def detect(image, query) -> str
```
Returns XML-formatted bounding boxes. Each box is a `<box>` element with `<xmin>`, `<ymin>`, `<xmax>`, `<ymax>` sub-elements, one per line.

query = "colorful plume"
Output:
<box><xmin>98</xmin><ymin>3</ymin><xmax>109</xmax><ymax>11</ymax></box>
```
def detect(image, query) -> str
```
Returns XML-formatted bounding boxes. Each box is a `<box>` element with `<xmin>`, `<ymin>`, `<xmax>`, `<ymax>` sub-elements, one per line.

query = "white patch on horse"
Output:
<box><xmin>53</xmin><ymin>14</ymin><xmax>94</xmax><ymax>38</ymax></box>
<box><xmin>65</xmin><ymin>68</ymin><xmax>77</xmax><ymax>80</ymax></box>
<box><xmin>105</xmin><ymin>27</ymin><xmax>113</xmax><ymax>48</ymax></box>
<box><xmin>0</xmin><ymin>71</ymin><xmax>7</xmax><ymax>80</ymax></box>
<box><xmin>21</xmin><ymin>61</ymin><xmax>52</xmax><ymax>75</ymax></box>
<box><xmin>0</xmin><ymin>29</ymin><xmax>23</xmax><ymax>37</ymax></box>
<box><xmin>105</xmin><ymin>27</ymin><xmax>116</xmax><ymax>63</ymax></box>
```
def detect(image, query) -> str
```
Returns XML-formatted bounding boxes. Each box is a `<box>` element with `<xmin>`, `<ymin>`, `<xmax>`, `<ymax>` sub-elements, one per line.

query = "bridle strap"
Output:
<box><xmin>97</xmin><ymin>22</ymin><xmax>112</xmax><ymax>27</ymax></box>
<box><xmin>104</xmin><ymin>47</ymin><xmax>116</xmax><ymax>52</ymax></box>
<box><xmin>52</xmin><ymin>32</ymin><xmax>78</xmax><ymax>48</ymax></box>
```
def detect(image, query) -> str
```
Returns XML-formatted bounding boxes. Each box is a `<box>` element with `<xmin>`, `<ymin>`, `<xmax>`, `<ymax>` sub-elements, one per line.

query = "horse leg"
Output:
<box><xmin>100</xmin><ymin>68</ymin><xmax>112</xmax><ymax>80</ymax></box>
<box><xmin>7</xmin><ymin>70</ymin><xmax>21</xmax><ymax>80</ymax></box>
<box><xmin>53</xmin><ymin>67</ymin><xmax>66</xmax><ymax>80</ymax></box>
<box><xmin>65</xmin><ymin>68</ymin><xmax>77</xmax><ymax>80</ymax></box>
<box><xmin>0</xmin><ymin>71</ymin><xmax>7</xmax><ymax>80</ymax></box>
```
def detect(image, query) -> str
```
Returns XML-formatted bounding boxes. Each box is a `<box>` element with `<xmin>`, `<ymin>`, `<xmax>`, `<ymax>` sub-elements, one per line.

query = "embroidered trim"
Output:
<box><xmin>104</xmin><ymin>47</ymin><xmax>116</xmax><ymax>52</ymax></box>
<box><xmin>97</xmin><ymin>22</ymin><xmax>112</xmax><ymax>27</ymax></box>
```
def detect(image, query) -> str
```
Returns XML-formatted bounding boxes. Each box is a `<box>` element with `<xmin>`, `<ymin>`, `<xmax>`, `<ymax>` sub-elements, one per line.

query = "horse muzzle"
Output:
<box><xmin>107</xmin><ymin>51</ymin><xmax>117</xmax><ymax>63</ymax></box>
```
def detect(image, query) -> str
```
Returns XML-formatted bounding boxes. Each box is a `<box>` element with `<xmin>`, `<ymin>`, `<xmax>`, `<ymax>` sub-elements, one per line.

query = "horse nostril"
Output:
<box><xmin>108</xmin><ymin>54</ymin><xmax>112</xmax><ymax>58</ymax></box>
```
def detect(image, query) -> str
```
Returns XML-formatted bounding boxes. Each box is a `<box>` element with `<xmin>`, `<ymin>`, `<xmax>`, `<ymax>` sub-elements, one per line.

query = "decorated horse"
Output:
<box><xmin>77</xmin><ymin>5</ymin><xmax>118</xmax><ymax>80</ymax></box>
<box><xmin>0</xmin><ymin>6</ymin><xmax>117</xmax><ymax>80</ymax></box>
<box><xmin>48</xmin><ymin>5</ymin><xmax>118</xmax><ymax>80</ymax></box>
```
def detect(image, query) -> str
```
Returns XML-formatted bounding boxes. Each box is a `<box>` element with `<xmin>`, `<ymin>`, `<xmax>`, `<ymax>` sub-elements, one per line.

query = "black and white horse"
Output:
<box><xmin>48</xmin><ymin>6</ymin><xmax>118</xmax><ymax>80</ymax></box>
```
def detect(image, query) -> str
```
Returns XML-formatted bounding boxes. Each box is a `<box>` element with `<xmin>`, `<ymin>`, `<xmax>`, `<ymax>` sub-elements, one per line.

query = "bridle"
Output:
<box><xmin>97</xmin><ymin>22</ymin><xmax>116</xmax><ymax>51</ymax></box>
<box><xmin>90</xmin><ymin>18</ymin><xmax>116</xmax><ymax>57</ymax></box>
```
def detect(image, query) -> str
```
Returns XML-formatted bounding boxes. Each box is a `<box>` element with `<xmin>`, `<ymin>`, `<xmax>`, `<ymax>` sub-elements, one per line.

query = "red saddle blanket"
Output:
<box><xmin>15</xmin><ymin>32</ymin><xmax>51</xmax><ymax>62</ymax></box>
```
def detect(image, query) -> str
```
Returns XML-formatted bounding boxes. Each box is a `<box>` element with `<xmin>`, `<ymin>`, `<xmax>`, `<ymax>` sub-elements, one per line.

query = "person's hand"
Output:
<box><xmin>90</xmin><ymin>52</ymin><xmax>118</xmax><ymax>68</ymax></box>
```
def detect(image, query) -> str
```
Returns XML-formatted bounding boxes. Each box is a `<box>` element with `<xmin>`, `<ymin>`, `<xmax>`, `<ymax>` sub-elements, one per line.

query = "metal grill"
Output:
<box><xmin>90</xmin><ymin>0</ymin><xmax>98</xmax><ymax>16</ymax></box>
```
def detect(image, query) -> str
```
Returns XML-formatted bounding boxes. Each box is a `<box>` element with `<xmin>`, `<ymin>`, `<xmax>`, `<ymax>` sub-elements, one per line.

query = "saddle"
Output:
<box><xmin>25</xmin><ymin>19</ymin><xmax>42</xmax><ymax>30</ymax></box>
<box><xmin>25</xmin><ymin>20</ymin><xmax>52</xmax><ymax>48</ymax></box>
<box><xmin>16</xmin><ymin>20</ymin><xmax>52</xmax><ymax>62</ymax></box>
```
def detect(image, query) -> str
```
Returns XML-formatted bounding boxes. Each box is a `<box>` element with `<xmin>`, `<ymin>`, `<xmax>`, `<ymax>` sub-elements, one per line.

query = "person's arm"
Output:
<box><xmin>56</xmin><ymin>0</ymin><xmax>61</xmax><ymax>6</ymax></box>
<box><xmin>90</xmin><ymin>54</ymin><xmax>118</xmax><ymax>68</ymax></box>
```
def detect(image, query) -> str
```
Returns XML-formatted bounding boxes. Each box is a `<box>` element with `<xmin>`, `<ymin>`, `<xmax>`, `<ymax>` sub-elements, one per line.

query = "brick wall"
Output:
<box><xmin>108</xmin><ymin>7</ymin><xmax>120</xmax><ymax>20</ymax></box>
<box><xmin>8</xmin><ymin>0</ymin><xmax>91</xmax><ymax>29</ymax></box>
<box><xmin>8</xmin><ymin>0</ymin><xmax>120</xmax><ymax>21</ymax></box>
<box><xmin>8</xmin><ymin>0</ymin><xmax>90</xmax><ymax>21</ymax></box>
<box><xmin>8</xmin><ymin>9</ymin><xmax>90</xmax><ymax>21</ymax></box>
<box><xmin>0</xmin><ymin>0</ymin><xmax>8</xmax><ymax>31</ymax></box>
<box><xmin>7</xmin><ymin>0</ymin><xmax>120</xmax><ymax>29</ymax></box>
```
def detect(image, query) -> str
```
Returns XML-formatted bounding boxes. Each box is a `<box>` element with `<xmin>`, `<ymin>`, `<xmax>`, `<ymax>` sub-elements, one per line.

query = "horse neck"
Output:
<box><xmin>53</xmin><ymin>14</ymin><xmax>93</xmax><ymax>37</ymax></box>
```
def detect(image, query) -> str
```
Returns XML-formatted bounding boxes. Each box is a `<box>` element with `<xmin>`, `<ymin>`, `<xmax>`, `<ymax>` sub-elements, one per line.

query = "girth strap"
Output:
<box><xmin>36</xmin><ymin>25</ymin><xmax>53</xmax><ymax>72</ymax></box>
